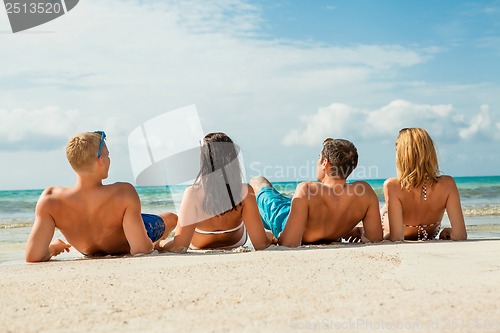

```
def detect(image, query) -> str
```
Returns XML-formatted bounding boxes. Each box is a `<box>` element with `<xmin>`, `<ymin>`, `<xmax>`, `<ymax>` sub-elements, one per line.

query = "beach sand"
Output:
<box><xmin>1</xmin><ymin>240</ymin><xmax>499</xmax><ymax>333</ymax></box>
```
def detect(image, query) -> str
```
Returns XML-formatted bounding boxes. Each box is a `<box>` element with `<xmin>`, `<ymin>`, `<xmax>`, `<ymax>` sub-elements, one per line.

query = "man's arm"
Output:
<box><xmin>278</xmin><ymin>182</ymin><xmax>309</xmax><ymax>247</ymax></box>
<box><xmin>359</xmin><ymin>182</ymin><xmax>383</xmax><ymax>242</ymax></box>
<box><xmin>121</xmin><ymin>184</ymin><xmax>154</xmax><ymax>255</ymax></box>
<box><xmin>26</xmin><ymin>189</ymin><xmax>71</xmax><ymax>262</ymax></box>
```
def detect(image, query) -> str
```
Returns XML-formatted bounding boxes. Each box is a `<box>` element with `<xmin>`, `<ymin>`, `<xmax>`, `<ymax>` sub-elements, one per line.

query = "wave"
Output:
<box><xmin>458</xmin><ymin>186</ymin><xmax>500</xmax><ymax>199</ymax></box>
<box><xmin>466</xmin><ymin>224</ymin><xmax>500</xmax><ymax>231</ymax></box>
<box><xmin>0</xmin><ymin>222</ymin><xmax>33</xmax><ymax>229</ymax></box>
<box><xmin>141</xmin><ymin>200</ymin><xmax>176</xmax><ymax>206</ymax></box>
<box><xmin>463</xmin><ymin>205</ymin><xmax>500</xmax><ymax>217</ymax></box>
<box><xmin>0</xmin><ymin>201</ymin><xmax>37</xmax><ymax>211</ymax></box>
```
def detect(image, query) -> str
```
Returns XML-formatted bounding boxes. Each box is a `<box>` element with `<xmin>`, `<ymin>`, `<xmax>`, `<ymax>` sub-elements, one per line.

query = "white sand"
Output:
<box><xmin>1</xmin><ymin>240</ymin><xmax>499</xmax><ymax>333</ymax></box>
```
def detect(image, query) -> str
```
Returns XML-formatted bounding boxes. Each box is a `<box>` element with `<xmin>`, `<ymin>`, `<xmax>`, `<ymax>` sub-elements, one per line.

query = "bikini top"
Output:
<box><xmin>403</xmin><ymin>221</ymin><xmax>441</xmax><ymax>241</ymax></box>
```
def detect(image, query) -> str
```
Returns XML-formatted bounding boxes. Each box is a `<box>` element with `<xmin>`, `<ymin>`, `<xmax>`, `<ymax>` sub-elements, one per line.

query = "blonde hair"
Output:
<box><xmin>66</xmin><ymin>132</ymin><xmax>102</xmax><ymax>172</ymax></box>
<box><xmin>396</xmin><ymin>128</ymin><xmax>439</xmax><ymax>191</ymax></box>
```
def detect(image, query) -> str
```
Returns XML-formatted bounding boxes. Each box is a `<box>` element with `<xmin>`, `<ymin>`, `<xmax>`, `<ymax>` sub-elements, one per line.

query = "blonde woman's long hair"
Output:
<box><xmin>396</xmin><ymin>128</ymin><xmax>439</xmax><ymax>191</ymax></box>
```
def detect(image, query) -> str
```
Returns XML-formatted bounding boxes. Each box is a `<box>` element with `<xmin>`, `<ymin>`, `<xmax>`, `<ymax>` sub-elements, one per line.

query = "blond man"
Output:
<box><xmin>26</xmin><ymin>131</ymin><xmax>177</xmax><ymax>262</ymax></box>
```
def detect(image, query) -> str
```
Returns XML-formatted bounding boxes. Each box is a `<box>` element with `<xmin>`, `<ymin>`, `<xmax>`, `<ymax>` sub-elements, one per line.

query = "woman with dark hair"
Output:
<box><xmin>383</xmin><ymin>128</ymin><xmax>467</xmax><ymax>241</ymax></box>
<box><xmin>159</xmin><ymin>132</ymin><xmax>276</xmax><ymax>252</ymax></box>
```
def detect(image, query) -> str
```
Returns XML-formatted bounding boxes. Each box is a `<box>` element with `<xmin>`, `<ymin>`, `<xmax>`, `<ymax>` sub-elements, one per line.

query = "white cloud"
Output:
<box><xmin>0</xmin><ymin>107</ymin><xmax>122</xmax><ymax>151</ymax></box>
<box><xmin>282</xmin><ymin>103</ymin><xmax>364</xmax><ymax>146</ymax></box>
<box><xmin>1</xmin><ymin>0</ymin><xmax>429</xmax><ymax>81</ymax></box>
<box><xmin>170</xmin><ymin>0</ymin><xmax>263</xmax><ymax>37</ymax></box>
<box><xmin>365</xmin><ymin>100</ymin><xmax>455</xmax><ymax>139</ymax></box>
<box><xmin>283</xmin><ymin>101</ymin><xmax>499</xmax><ymax>146</ymax></box>
<box><xmin>0</xmin><ymin>0</ymin><xmax>433</xmax><ymax>94</ymax></box>
<box><xmin>0</xmin><ymin>107</ymin><xmax>80</xmax><ymax>150</ymax></box>
<box><xmin>0</xmin><ymin>0</ymin><xmax>437</xmax><ymax>152</ymax></box>
<box><xmin>1</xmin><ymin>0</ymin><xmax>498</xmax><ymax>188</ymax></box>
<box><xmin>459</xmin><ymin>104</ymin><xmax>499</xmax><ymax>140</ymax></box>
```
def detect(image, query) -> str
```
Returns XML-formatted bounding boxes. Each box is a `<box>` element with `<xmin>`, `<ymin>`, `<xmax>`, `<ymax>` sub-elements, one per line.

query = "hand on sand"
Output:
<box><xmin>49</xmin><ymin>239</ymin><xmax>71</xmax><ymax>257</ymax></box>
<box><xmin>439</xmin><ymin>227</ymin><xmax>452</xmax><ymax>240</ymax></box>
<box><xmin>154</xmin><ymin>239</ymin><xmax>170</xmax><ymax>252</ymax></box>
<box><xmin>266</xmin><ymin>230</ymin><xmax>278</xmax><ymax>245</ymax></box>
<box><xmin>343</xmin><ymin>227</ymin><xmax>364</xmax><ymax>243</ymax></box>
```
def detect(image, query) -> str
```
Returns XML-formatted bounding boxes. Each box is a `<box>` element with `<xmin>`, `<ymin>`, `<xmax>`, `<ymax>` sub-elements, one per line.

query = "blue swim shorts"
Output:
<box><xmin>141</xmin><ymin>213</ymin><xmax>166</xmax><ymax>242</ymax></box>
<box><xmin>256</xmin><ymin>186</ymin><xmax>291</xmax><ymax>237</ymax></box>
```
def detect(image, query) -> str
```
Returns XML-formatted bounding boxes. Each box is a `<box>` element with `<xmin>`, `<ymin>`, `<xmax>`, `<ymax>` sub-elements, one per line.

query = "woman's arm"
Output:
<box><xmin>241</xmin><ymin>185</ymin><xmax>274</xmax><ymax>250</ymax></box>
<box><xmin>383</xmin><ymin>178</ymin><xmax>405</xmax><ymax>242</ymax></box>
<box><xmin>159</xmin><ymin>186</ymin><xmax>198</xmax><ymax>253</ymax></box>
<box><xmin>441</xmin><ymin>176</ymin><xmax>467</xmax><ymax>241</ymax></box>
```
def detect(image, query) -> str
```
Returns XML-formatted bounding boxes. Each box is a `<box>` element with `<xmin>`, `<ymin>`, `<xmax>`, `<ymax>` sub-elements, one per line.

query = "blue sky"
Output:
<box><xmin>259</xmin><ymin>1</ymin><xmax>500</xmax><ymax>81</ymax></box>
<box><xmin>0</xmin><ymin>0</ymin><xmax>499</xmax><ymax>190</ymax></box>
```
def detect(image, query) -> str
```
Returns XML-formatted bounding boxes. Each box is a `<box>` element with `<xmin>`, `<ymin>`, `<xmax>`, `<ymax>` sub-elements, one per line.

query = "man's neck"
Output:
<box><xmin>75</xmin><ymin>174</ymin><xmax>103</xmax><ymax>190</ymax></box>
<box><xmin>320</xmin><ymin>176</ymin><xmax>347</xmax><ymax>188</ymax></box>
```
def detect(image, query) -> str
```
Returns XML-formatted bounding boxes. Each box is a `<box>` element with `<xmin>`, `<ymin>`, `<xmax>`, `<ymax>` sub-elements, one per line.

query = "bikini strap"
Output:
<box><xmin>403</xmin><ymin>221</ymin><xmax>441</xmax><ymax>241</ymax></box>
<box><xmin>194</xmin><ymin>221</ymin><xmax>244</xmax><ymax>235</ymax></box>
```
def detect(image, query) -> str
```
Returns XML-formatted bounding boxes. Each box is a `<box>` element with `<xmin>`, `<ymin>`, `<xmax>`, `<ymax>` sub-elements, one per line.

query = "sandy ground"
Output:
<box><xmin>1</xmin><ymin>240</ymin><xmax>499</xmax><ymax>333</ymax></box>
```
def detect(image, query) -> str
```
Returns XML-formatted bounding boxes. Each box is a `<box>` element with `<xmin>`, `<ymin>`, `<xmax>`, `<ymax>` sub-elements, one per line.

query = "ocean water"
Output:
<box><xmin>1</xmin><ymin>176</ymin><xmax>499</xmax><ymax>264</ymax></box>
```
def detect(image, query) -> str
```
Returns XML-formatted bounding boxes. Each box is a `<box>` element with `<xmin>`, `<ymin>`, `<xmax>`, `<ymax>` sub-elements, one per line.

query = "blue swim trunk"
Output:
<box><xmin>141</xmin><ymin>213</ymin><xmax>166</xmax><ymax>242</ymax></box>
<box><xmin>256</xmin><ymin>186</ymin><xmax>291</xmax><ymax>237</ymax></box>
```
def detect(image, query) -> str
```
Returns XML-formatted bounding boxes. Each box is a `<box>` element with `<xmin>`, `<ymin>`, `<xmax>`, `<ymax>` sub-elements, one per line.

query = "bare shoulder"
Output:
<box><xmin>183</xmin><ymin>184</ymin><xmax>196</xmax><ymax>197</ymax></box>
<box><xmin>347</xmin><ymin>180</ymin><xmax>375</xmax><ymax>193</ymax></box>
<box><xmin>111</xmin><ymin>182</ymin><xmax>136</xmax><ymax>191</ymax></box>
<box><xmin>349</xmin><ymin>180</ymin><xmax>372</xmax><ymax>189</ymax></box>
<box><xmin>182</xmin><ymin>185</ymin><xmax>204</xmax><ymax>204</ymax></box>
<box><xmin>435</xmin><ymin>175</ymin><xmax>459</xmax><ymax>195</ymax></box>
<box><xmin>35</xmin><ymin>187</ymin><xmax>70</xmax><ymax>217</ymax></box>
<box><xmin>242</xmin><ymin>184</ymin><xmax>255</xmax><ymax>196</ymax></box>
<box><xmin>41</xmin><ymin>185</ymin><xmax>68</xmax><ymax>196</ymax></box>
<box><xmin>383</xmin><ymin>177</ymin><xmax>399</xmax><ymax>188</ymax></box>
<box><xmin>383</xmin><ymin>177</ymin><xmax>401</xmax><ymax>193</ymax></box>
<box><xmin>239</xmin><ymin>184</ymin><xmax>255</xmax><ymax>208</ymax></box>
<box><xmin>37</xmin><ymin>186</ymin><xmax>67</xmax><ymax>204</ymax></box>
<box><xmin>108</xmin><ymin>182</ymin><xmax>137</xmax><ymax>195</ymax></box>
<box><xmin>104</xmin><ymin>183</ymin><xmax>140</xmax><ymax>205</ymax></box>
<box><xmin>436</xmin><ymin>175</ymin><xmax>456</xmax><ymax>187</ymax></box>
<box><xmin>295</xmin><ymin>181</ymin><xmax>314</xmax><ymax>197</ymax></box>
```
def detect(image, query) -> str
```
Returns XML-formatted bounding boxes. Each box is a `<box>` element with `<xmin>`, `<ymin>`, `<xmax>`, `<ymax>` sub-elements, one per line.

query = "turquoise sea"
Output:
<box><xmin>1</xmin><ymin>176</ymin><xmax>500</xmax><ymax>264</ymax></box>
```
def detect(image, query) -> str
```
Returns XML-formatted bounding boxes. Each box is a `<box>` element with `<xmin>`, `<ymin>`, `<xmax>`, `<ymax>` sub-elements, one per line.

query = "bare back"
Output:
<box><xmin>167</xmin><ymin>184</ymin><xmax>272</xmax><ymax>252</ymax></box>
<box><xmin>38</xmin><ymin>182</ymin><xmax>139</xmax><ymax>255</ymax></box>
<box><xmin>190</xmin><ymin>209</ymin><xmax>246</xmax><ymax>249</ymax></box>
<box><xmin>384</xmin><ymin>175</ymin><xmax>467</xmax><ymax>241</ymax></box>
<box><xmin>25</xmin><ymin>137</ymin><xmax>156</xmax><ymax>262</ymax></box>
<box><xmin>279</xmin><ymin>181</ymin><xmax>383</xmax><ymax>246</ymax></box>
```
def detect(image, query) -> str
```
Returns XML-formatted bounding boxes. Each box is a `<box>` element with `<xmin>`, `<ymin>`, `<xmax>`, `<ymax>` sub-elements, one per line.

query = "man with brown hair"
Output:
<box><xmin>25</xmin><ymin>131</ymin><xmax>177</xmax><ymax>262</ymax></box>
<box><xmin>250</xmin><ymin>138</ymin><xmax>383</xmax><ymax>247</ymax></box>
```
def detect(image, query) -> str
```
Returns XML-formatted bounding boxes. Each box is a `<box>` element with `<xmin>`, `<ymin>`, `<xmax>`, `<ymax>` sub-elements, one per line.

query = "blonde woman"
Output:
<box><xmin>383</xmin><ymin>128</ymin><xmax>467</xmax><ymax>241</ymax></box>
